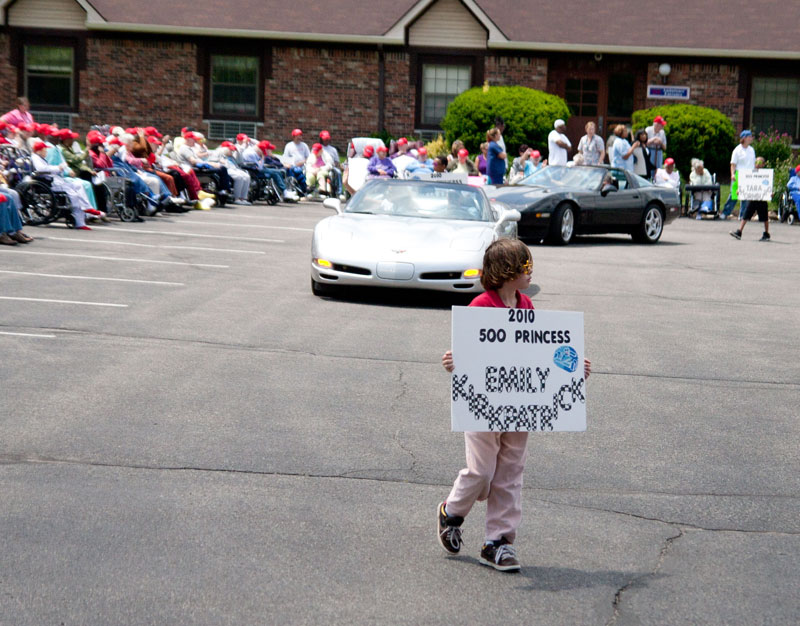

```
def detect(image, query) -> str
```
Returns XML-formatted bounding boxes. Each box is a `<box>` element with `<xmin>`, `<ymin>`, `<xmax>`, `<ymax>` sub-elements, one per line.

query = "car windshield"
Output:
<box><xmin>345</xmin><ymin>180</ymin><xmax>491</xmax><ymax>221</ymax></box>
<box><xmin>519</xmin><ymin>166</ymin><xmax>606</xmax><ymax>190</ymax></box>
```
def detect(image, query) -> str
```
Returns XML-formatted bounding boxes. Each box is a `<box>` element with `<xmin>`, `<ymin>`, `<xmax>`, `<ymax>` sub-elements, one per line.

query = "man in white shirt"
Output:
<box><xmin>319</xmin><ymin>130</ymin><xmax>343</xmax><ymax>198</ymax></box>
<box><xmin>547</xmin><ymin>119</ymin><xmax>571</xmax><ymax>166</ymax></box>
<box><xmin>646</xmin><ymin>115</ymin><xmax>668</xmax><ymax>168</ymax></box>
<box><xmin>281</xmin><ymin>128</ymin><xmax>309</xmax><ymax>194</ymax></box>
<box><xmin>720</xmin><ymin>129</ymin><xmax>756</xmax><ymax>220</ymax></box>
<box><xmin>654</xmin><ymin>157</ymin><xmax>680</xmax><ymax>188</ymax></box>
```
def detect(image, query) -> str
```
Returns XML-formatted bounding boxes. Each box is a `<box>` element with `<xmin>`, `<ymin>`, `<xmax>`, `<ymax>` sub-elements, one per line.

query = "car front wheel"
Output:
<box><xmin>633</xmin><ymin>204</ymin><xmax>664</xmax><ymax>244</ymax></box>
<box><xmin>548</xmin><ymin>203</ymin><xmax>576</xmax><ymax>245</ymax></box>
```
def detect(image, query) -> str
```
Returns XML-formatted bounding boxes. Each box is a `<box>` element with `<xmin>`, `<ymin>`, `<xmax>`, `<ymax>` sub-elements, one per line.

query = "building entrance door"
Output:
<box><xmin>549</xmin><ymin>57</ymin><xmax>639</xmax><ymax>159</ymax></box>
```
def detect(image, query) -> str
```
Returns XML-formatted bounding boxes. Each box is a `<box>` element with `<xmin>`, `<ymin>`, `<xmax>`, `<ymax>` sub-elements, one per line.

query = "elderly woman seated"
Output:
<box><xmin>367</xmin><ymin>145</ymin><xmax>396</xmax><ymax>179</ymax></box>
<box><xmin>31</xmin><ymin>141</ymin><xmax>95</xmax><ymax>229</ymax></box>
<box><xmin>306</xmin><ymin>142</ymin><xmax>334</xmax><ymax>194</ymax></box>
<box><xmin>688</xmin><ymin>158</ymin><xmax>715</xmax><ymax>218</ymax></box>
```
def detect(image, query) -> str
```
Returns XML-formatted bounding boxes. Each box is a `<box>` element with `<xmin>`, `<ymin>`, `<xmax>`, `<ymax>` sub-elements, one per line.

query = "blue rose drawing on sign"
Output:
<box><xmin>553</xmin><ymin>346</ymin><xmax>578</xmax><ymax>373</ymax></box>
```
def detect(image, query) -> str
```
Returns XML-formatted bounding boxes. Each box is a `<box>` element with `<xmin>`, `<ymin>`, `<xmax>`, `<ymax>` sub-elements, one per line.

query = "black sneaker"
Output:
<box><xmin>759</xmin><ymin>232</ymin><xmax>771</xmax><ymax>241</ymax></box>
<box><xmin>479</xmin><ymin>537</ymin><xmax>521</xmax><ymax>572</ymax></box>
<box><xmin>729</xmin><ymin>230</ymin><xmax>742</xmax><ymax>240</ymax></box>
<box><xmin>437</xmin><ymin>501</ymin><xmax>463</xmax><ymax>555</ymax></box>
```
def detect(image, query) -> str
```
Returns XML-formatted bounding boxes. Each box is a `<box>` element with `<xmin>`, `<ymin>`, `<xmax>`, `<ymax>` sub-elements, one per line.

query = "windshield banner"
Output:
<box><xmin>450</xmin><ymin>307</ymin><xmax>586</xmax><ymax>432</ymax></box>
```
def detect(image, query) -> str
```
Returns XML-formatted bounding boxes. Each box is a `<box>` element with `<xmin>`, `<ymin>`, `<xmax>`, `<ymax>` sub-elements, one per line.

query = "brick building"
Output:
<box><xmin>2</xmin><ymin>0</ymin><xmax>799</xmax><ymax>151</ymax></box>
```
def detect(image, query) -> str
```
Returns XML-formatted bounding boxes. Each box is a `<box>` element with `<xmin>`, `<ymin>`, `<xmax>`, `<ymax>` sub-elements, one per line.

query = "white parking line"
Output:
<box><xmin>0</xmin><ymin>330</ymin><xmax>56</xmax><ymax>338</ymax></box>
<box><xmin>0</xmin><ymin>249</ymin><xmax>229</xmax><ymax>268</ymax></box>
<box><xmin>0</xmin><ymin>270</ymin><xmax>184</xmax><ymax>287</ymax></box>
<box><xmin>43</xmin><ymin>237</ymin><xmax>266</xmax><ymax>255</ymax></box>
<box><xmin>170</xmin><ymin>222</ymin><xmax>314</xmax><ymax>232</ymax></box>
<box><xmin>0</xmin><ymin>296</ymin><xmax>127</xmax><ymax>308</ymax></box>
<box><xmin>87</xmin><ymin>226</ymin><xmax>288</xmax><ymax>242</ymax></box>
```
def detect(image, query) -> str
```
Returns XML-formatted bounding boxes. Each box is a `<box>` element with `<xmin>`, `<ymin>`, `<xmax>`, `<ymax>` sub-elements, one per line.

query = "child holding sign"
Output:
<box><xmin>729</xmin><ymin>157</ymin><xmax>770</xmax><ymax>241</ymax></box>
<box><xmin>439</xmin><ymin>238</ymin><xmax>591</xmax><ymax>571</ymax></box>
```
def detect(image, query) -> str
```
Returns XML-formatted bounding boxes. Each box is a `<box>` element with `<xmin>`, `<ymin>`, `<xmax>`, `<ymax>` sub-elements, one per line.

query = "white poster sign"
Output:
<box><xmin>450</xmin><ymin>307</ymin><xmax>586</xmax><ymax>432</ymax></box>
<box><xmin>406</xmin><ymin>170</ymin><xmax>468</xmax><ymax>184</ymax></box>
<box><xmin>737</xmin><ymin>169</ymin><xmax>773</xmax><ymax>201</ymax></box>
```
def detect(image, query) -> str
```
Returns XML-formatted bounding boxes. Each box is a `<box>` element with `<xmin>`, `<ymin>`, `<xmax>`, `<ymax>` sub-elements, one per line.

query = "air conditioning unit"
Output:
<box><xmin>32</xmin><ymin>111</ymin><xmax>73</xmax><ymax>129</ymax></box>
<box><xmin>414</xmin><ymin>129</ymin><xmax>444</xmax><ymax>142</ymax></box>
<box><xmin>206</xmin><ymin>121</ymin><xmax>259</xmax><ymax>141</ymax></box>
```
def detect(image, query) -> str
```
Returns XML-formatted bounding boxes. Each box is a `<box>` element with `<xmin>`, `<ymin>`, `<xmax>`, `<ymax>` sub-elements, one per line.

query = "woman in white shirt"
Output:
<box><xmin>577</xmin><ymin>122</ymin><xmax>605</xmax><ymax>165</ymax></box>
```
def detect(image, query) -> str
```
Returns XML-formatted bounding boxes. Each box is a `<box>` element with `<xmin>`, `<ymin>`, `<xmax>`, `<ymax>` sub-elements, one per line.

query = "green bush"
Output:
<box><xmin>631</xmin><ymin>104</ymin><xmax>736</xmax><ymax>180</ymax></box>
<box><xmin>441</xmin><ymin>85</ymin><xmax>570</xmax><ymax>156</ymax></box>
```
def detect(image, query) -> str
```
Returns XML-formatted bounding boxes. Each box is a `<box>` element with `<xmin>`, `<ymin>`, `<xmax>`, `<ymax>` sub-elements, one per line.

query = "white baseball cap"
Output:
<box><xmin>554</xmin><ymin>119</ymin><xmax>566</xmax><ymax>129</ymax></box>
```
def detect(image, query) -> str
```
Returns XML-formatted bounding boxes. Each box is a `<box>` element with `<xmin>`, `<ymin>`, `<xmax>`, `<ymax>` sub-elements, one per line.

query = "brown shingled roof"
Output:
<box><xmin>478</xmin><ymin>0</ymin><xmax>800</xmax><ymax>54</ymax></box>
<box><xmin>87</xmin><ymin>0</ymin><xmax>418</xmax><ymax>36</ymax></box>
<box><xmin>84</xmin><ymin>0</ymin><xmax>800</xmax><ymax>55</ymax></box>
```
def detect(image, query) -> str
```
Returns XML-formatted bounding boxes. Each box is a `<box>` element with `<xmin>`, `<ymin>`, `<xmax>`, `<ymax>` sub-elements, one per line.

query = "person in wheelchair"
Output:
<box><xmin>211</xmin><ymin>141</ymin><xmax>252</xmax><ymax>205</ymax></box>
<box><xmin>46</xmin><ymin>127</ymin><xmax>101</xmax><ymax>215</ymax></box>
<box><xmin>281</xmin><ymin>129</ymin><xmax>309</xmax><ymax>195</ymax></box>
<box><xmin>91</xmin><ymin>134</ymin><xmax>163</xmax><ymax>215</ymax></box>
<box><xmin>242</xmin><ymin>141</ymin><xmax>298</xmax><ymax>202</ymax></box>
<box><xmin>305</xmin><ymin>143</ymin><xmax>334</xmax><ymax>195</ymax></box>
<box><xmin>31</xmin><ymin>141</ymin><xmax>93</xmax><ymax>229</ymax></box>
<box><xmin>127</xmin><ymin>128</ymin><xmax>186</xmax><ymax>205</ymax></box>
<box><xmin>784</xmin><ymin>165</ymin><xmax>800</xmax><ymax>223</ymax></box>
<box><xmin>176</xmin><ymin>131</ymin><xmax>233</xmax><ymax>203</ymax></box>
<box><xmin>319</xmin><ymin>130</ymin><xmax>343</xmax><ymax>199</ymax></box>
<box><xmin>688</xmin><ymin>159</ymin><xmax>715</xmax><ymax>219</ymax></box>
<box><xmin>404</xmin><ymin>147</ymin><xmax>434</xmax><ymax>176</ymax></box>
<box><xmin>367</xmin><ymin>145</ymin><xmax>396</xmax><ymax>179</ymax></box>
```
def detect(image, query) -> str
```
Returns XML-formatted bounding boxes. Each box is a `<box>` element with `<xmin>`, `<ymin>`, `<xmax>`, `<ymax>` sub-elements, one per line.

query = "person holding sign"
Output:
<box><xmin>730</xmin><ymin>157</ymin><xmax>770</xmax><ymax>241</ymax></box>
<box><xmin>438</xmin><ymin>239</ymin><xmax>591</xmax><ymax>571</ymax></box>
<box><xmin>720</xmin><ymin>130</ymin><xmax>755</xmax><ymax>220</ymax></box>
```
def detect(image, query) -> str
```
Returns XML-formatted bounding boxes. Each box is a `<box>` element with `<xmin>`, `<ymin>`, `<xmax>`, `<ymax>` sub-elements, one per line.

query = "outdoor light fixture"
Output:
<box><xmin>658</xmin><ymin>63</ymin><xmax>671</xmax><ymax>84</ymax></box>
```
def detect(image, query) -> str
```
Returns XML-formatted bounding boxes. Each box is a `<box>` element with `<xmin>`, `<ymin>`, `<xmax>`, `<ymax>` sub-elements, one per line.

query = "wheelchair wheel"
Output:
<box><xmin>267</xmin><ymin>180</ymin><xmax>281</xmax><ymax>205</ymax></box>
<box><xmin>778</xmin><ymin>191</ymin><xmax>790</xmax><ymax>222</ymax></box>
<box><xmin>118</xmin><ymin>202</ymin><xmax>139</xmax><ymax>222</ymax></box>
<box><xmin>16</xmin><ymin>180</ymin><xmax>59</xmax><ymax>225</ymax></box>
<box><xmin>788</xmin><ymin>212</ymin><xmax>797</xmax><ymax>225</ymax></box>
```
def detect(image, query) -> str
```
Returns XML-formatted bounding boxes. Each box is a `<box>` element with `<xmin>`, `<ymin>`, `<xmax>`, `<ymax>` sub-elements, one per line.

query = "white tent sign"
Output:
<box><xmin>450</xmin><ymin>306</ymin><xmax>586</xmax><ymax>432</ymax></box>
<box><xmin>737</xmin><ymin>169</ymin><xmax>773</xmax><ymax>201</ymax></box>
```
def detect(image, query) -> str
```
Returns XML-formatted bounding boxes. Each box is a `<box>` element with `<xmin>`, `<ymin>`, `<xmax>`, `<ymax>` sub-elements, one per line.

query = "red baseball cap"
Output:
<box><xmin>312</xmin><ymin>142</ymin><xmax>323</xmax><ymax>153</ymax></box>
<box><xmin>147</xmin><ymin>136</ymin><xmax>162</xmax><ymax>145</ymax></box>
<box><xmin>183</xmin><ymin>131</ymin><xmax>197</xmax><ymax>140</ymax></box>
<box><xmin>664</xmin><ymin>157</ymin><xmax>675</xmax><ymax>166</ymax></box>
<box><xmin>397</xmin><ymin>137</ymin><xmax>408</xmax><ymax>146</ymax></box>
<box><xmin>458</xmin><ymin>148</ymin><xmax>469</xmax><ymax>158</ymax></box>
<box><xmin>319</xmin><ymin>130</ymin><xmax>331</xmax><ymax>140</ymax></box>
<box><xmin>653</xmin><ymin>115</ymin><xmax>667</xmax><ymax>126</ymax></box>
<box><xmin>236</xmin><ymin>133</ymin><xmax>248</xmax><ymax>142</ymax></box>
<box><xmin>144</xmin><ymin>126</ymin><xmax>162</xmax><ymax>138</ymax></box>
<box><xmin>291</xmin><ymin>128</ymin><xmax>303</xmax><ymax>137</ymax></box>
<box><xmin>257</xmin><ymin>140</ymin><xmax>270</xmax><ymax>152</ymax></box>
<box><xmin>107</xmin><ymin>136</ymin><xmax>123</xmax><ymax>146</ymax></box>
<box><xmin>220</xmin><ymin>141</ymin><xmax>235</xmax><ymax>149</ymax></box>
<box><xmin>363</xmin><ymin>145</ymin><xmax>374</xmax><ymax>157</ymax></box>
<box><xmin>0</xmin><ymin>121</ymin><xmax>7</xmax><ymax>131</ymax></box>
<box><xmin>532</xmin><ymin>150</ymin><xmax>541</xmax><ymax>158</ymax></box>
<box><xmin>32</xmin><ymin>141</ymin><xmax>47</xmax><ymax>152</ymax></box>
<box><xmin>17</xmin><ymin>123</ymin><xmax>34</xmax><ymax>132</ymax></box>
<box><xmin>795</xmin><ymin>165</ymin><xmax>800</xmax><ymax>174</ymax></box>
<box><xmin>418</xmin><ymin>147</ymin><xmax>428</xmax><ymax>156</ymax></box>
<box><xmin>87</xmin><ymin>134</ymin><xmax>104</xmax><ymax>146</ymax></box>
<box><xmin>376</xmin><ymin>144</ymin><xmax>388</xmax><ymax>153</ymax></box>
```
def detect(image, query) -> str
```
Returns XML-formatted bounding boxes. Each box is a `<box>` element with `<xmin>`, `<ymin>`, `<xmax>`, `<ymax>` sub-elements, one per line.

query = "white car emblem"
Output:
<box><xmin>392</xmin><ymin>249</ymin><xmax>407</xmax><ymax>254</ymax></box>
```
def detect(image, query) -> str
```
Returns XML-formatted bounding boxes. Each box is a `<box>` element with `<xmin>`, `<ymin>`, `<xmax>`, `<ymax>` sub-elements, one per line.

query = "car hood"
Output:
<box><xmin>484</xmin><ymin>184</ymin><xmax>564</xmax><ymax>206</ymax></box>
<box><xmin>316</xmin><ymin>214</ymin><xmax>494</xmax><ymax>254</ymax></box>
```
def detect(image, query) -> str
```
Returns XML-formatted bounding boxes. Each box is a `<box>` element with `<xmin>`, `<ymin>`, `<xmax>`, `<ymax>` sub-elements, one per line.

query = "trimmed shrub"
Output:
<box><xmin>631</xmin><ymin>104</ymin><xmax>736</xmax><ymax>180</ymax></box>
<box><xmin>441</xmin><ymin>85</ymin><xmax>570</xmax><ymax>156</ymax></box>
<box><xmin>424</xmin><ymin>134</ymin><xmax>448</xmax><ymax>158</ymax></box>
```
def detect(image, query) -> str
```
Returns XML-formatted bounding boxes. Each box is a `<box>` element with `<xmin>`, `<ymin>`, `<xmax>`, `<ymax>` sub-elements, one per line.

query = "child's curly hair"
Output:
<box><xmin>480</xmin><ymin>238</ymin><xmax>532</xmax><ymax>291</ymax></box>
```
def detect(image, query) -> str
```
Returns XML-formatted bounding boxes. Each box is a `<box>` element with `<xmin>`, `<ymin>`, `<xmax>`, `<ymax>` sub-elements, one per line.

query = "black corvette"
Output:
<box><xmin>484</xmin><ymin>165</ymin><xmax>681</xmax><ymax>244</ymax></box>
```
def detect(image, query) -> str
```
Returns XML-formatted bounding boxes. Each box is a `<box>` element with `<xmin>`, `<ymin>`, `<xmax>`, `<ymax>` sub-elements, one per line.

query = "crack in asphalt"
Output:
<box><xmin>606</xmin><ymin>525</ymin><xmax>685</xmax><ymax>626</ymax></box>
<box><xmin>3</xmin><ymin>455</ymin><xmax>798</xmax><ymax>537</ymax></box>
<box><xmin>2</xmin><ymin>323</ymin><xmax>798</xmax><ymax>388</ymax></box>
<box><xmin>390</xmin><ymin>366</ymin><xmax>418</xmax><ymax>474</ymax></box>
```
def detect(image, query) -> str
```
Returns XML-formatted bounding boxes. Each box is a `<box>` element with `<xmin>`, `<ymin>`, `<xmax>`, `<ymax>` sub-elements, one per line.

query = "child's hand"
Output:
<box><xmin>584</xmin><ymin>358</ymin><xmax>592</xmax><ymax>379</ymax></box>
<box><xmin>442</xmin><ymin>350</ymin><xmax>454</xmax><ymax>372</ymax></box>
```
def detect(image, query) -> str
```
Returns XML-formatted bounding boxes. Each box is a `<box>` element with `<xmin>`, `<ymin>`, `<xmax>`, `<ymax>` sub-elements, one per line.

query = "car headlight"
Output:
<box><xmin>315</xmin><ymin>258</ymin><xmax>332</xmax><ymax>268</ymax></box>
<box><xmin>462</xmin><ymin>268</ymin><xmax>481</xmax><ymax>278</ymax></box>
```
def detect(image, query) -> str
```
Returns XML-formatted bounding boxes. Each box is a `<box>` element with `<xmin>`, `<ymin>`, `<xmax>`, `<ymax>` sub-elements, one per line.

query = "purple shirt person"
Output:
<box><xmin>367</xmin><ymin>146</ymin><xmax>396</xmax><ymax>178</ymax></box>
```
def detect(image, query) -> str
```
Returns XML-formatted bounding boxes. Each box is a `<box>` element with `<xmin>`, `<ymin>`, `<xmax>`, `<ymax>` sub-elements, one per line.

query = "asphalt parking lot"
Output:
<box><xmin>1</xmin><ymin>203</ymin><xmax>799</xmax><ymax>625</ymax></box>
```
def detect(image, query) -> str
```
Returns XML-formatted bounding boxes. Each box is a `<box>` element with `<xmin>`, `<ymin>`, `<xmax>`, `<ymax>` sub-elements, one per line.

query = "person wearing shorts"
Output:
<box><xmin>730</xmin><ymin>156</ymin><xmax>770</xmax><ymax>241</ymax></box>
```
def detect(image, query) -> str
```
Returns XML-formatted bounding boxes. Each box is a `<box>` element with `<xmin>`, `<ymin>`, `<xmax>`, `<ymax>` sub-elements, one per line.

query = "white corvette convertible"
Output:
<box><xmin>310</xmin><ymin>179</ymin><xmax>520</xmax><ymax>295</ymax></box>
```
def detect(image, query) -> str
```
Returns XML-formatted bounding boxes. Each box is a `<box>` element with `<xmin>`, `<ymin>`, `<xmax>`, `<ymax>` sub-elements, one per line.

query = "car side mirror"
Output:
<box><xmin>322</xmin><ymin>197</ymin><xmax>342</xmax><ymax>214</ymax></box>
<box><xmin>496</xmin><ymin>208</ymin><xmax>521</xmax><ymax>225</ymax></box>
<box><xmin>601</xmin><ymin>184</ymin><xmax>617</xmax><ymax>197</ymax></box>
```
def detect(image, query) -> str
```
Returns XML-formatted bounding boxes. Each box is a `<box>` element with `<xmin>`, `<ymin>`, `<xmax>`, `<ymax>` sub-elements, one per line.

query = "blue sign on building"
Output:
<box><xmin>647</xmin><ymin>85</ymin><xmax>691</xmax><ymax>100</ymax></box>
